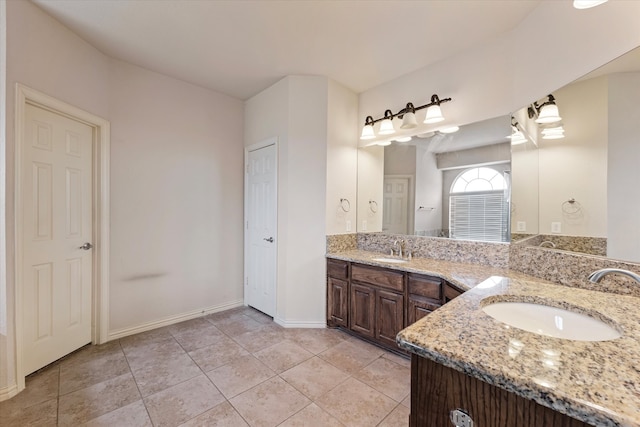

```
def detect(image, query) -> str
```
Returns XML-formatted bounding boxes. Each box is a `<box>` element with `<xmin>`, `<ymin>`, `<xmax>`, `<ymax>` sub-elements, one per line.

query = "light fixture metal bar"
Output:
<box><xmin>363</xmin><ymin>94</ymin><xmax>452</xmax><ymax>125</ymax></box>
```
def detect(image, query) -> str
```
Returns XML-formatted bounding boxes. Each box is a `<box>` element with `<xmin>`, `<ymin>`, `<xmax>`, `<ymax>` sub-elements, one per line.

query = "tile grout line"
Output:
<box><xmin>117</xmin><ymin>338</ymin><xmax>156</xmax><ymax>427</ymax></box>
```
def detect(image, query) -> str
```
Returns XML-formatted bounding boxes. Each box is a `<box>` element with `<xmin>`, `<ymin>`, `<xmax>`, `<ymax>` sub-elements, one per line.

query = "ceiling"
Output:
<box><xmin>31</xmin><ymin>0</ymin><xmax>541</xmax><ymax>100</ymax></box>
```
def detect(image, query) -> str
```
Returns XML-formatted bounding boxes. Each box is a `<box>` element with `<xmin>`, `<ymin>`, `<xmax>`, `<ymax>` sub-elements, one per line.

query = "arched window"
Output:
<box><xmin>451</xmin><ymin>167</ymin><xmax>508</xmax><ymax>193</ymax></box>
<box><xmin>449</xmin><ymin>167</ymin><xmax>509</xmax><ymax>242</ymax></box>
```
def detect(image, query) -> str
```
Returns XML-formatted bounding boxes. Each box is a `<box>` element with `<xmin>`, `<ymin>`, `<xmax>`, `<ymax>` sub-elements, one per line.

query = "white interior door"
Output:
<box><xmin>22</xmin><ymin>103</ymin><xmax>93</xmax><ymax>374</ymax></box>
<box><xmin>383</xmin><ymin>177</ymin><xmax>410</xmax><ymax>234</ymax></box>
<box><xmin>246</xmin><ymin>144</ymin><xmax>277</xmax><ymax>317</ymax></box>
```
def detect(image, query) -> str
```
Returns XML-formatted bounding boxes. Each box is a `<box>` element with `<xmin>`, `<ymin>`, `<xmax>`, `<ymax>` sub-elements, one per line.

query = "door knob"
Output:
<box><xmin>263</xmin><ymin>237</ymin><xmax>274</xmax><ymax>243</ymax></box>
<box><xmin>79</xmin><ymin>242</ymin><xmax>93</xmax><ymax>250</ymax></box>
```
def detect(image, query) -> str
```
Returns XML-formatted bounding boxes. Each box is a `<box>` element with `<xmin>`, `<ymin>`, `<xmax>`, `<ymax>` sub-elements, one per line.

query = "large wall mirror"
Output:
<box><xmin>356</xmin><ymin>116</ymin><xmax>513</xmax><ymax>243</ymax></box>
<box><xmin>511</xmin><ymin>46</ymin><xmax>640</xmax><ymax>264</ymax></box>
<box><xmin>356</xmin><ymin>46</ymin><xmax>640</xmax><ymax>264</ymax></box>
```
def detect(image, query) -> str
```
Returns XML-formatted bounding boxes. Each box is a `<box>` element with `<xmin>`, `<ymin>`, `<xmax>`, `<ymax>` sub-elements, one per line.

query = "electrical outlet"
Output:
<box><xmin>551</xmin><ymin>222</ymin><xmax>562</xmax><ymax>233</ymax></box>
<box><xmin>362</xmin><ymin>220</ymin><xmax>367</xmax><ymax>231</ymax></box>
<box><xmin>346</xmin><ymin>220</ymin><xmax>351</xmax><ymax>232</ymax></box>
<box><xmin>516</xmin><ymin>221</ymin><xmax>526</xmax><ymax>232</ymax></box>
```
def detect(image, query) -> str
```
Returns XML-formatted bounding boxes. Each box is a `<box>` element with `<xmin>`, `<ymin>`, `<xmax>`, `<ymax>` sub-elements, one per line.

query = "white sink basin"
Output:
<box><xmin>481</xmin><ymin>300</ymin><xmax>621</xmax><ymax>342</ymax></box>
<box><xmin>372</xmin><ymin>257</ymin><xmax>408</xmax><ymax>264</ymax></box>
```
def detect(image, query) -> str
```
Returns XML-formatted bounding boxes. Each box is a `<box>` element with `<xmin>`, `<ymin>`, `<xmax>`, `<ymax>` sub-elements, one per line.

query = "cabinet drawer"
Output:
<box><xmin>352</xmin><ymin>264</ymin><xmax>404</xmax><ymax>292</ymax></box>
<box><xmin>408</xmin><ymin>274</ymin><xmax>442</xmax><ymax>301</ymax></box>
<box><xmin>327</xmin><ymin>259</ymin><xmax>349</xmax><ymax>279</ymax></box>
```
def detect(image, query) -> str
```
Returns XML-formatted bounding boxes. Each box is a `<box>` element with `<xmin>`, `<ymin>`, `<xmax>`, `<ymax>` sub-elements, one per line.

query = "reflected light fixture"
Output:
<box><xmin>439</xmin><ymin>126</ymin><xmax>460</xmax><ymax>134</ymax></box>
<box><xmin>573</xmin><ymin>0</ymin><xmax>608</xmax><ymax>9</ymax></box>
<box><xmin>508</xmin><ymin>120</ymin><xmax>528</xmax><ymax>145</ymax></box>
<box><xmin>378</xmin><ymin>110</ymin><xmax>396</xmax><ymax>135</ymax></box>
<box><xmin>529</xmin><ymin>94</ymin><xmax>562</xmax><ymax>124</ymax></box>
<box><xmin>359</xmin><ymin>93</ymin><xmax>452</xmax><ymax>140</ymax></box>
<box><xmin>541</xmin><ymin>126</ymin><xmax>565</xmax><ymax>140</ymax></box>
<box><xmin>395</xmin><ymin>136</ymin><xmax>412</xmax><ymax>143</ymax></box>
<box><xmin>377</xmin><ymin>140</ymin><xmax>392</xmax><ymax>146</ymax></box>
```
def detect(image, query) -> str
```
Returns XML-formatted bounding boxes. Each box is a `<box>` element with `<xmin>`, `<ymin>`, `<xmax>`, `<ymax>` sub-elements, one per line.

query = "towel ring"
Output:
<box><xmin>340</xmin><ymin>198</ymin><xmax>351</xmax><ymax>213</ymax></box>
<box><xmin>561</xmin><ymin>198</ymin><xmax>582</xmax><ymax>215</ymax></box>
<box><xmin>369</xmin><ymin>200</ymin><xmax>378</xmax><ymax>213</ymax></box>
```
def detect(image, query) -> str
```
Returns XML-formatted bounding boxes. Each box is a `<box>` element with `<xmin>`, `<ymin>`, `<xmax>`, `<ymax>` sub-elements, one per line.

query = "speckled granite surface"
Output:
<box><xmin>396</xmin><ymin>276</ymin><xmax>640</xmax><ymax>427</ymax></box>
<box><xmin>326</xmin><ymin>234</ymin><xmax>357</xmax><ymax>253</ymax></box>
<box><xmin>326</xmin><ymin>249</ymin><xmax>536</xmax><ymax>291</ymax></box>
<box><xmin>356</xmin><ymin>232</ymin><xmax>510</xmax><ymax>268</ymax></box>
<box><xmin>514</xmin><ymin>234</ymin><xmax>607</xmax><ymax>257</ymax></box>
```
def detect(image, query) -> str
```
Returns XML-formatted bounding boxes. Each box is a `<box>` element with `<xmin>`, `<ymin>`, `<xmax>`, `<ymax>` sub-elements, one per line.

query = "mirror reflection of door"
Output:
<box><xmin>383</xmin><ymin>176</ymin><xmax>413</xmax><ymax>235</ymax></box>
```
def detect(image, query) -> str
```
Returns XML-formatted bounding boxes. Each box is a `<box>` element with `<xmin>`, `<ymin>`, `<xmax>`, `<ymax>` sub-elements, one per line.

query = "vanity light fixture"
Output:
<box><xmin>359</xmin><ymin>94</ymin><xmax>452</xmax><ymax>140</ymax></box>
<box><xmin>528</xmin><ymin>94</ymin><xmax>562</xmax><ymax>124</ymax></box>
<box><xmin>377</xmin><ymin>140</ymin><xmax>392</xmax><ymax>146</ymax></box>
<box><xmin>400</xmin><ymin>103</ymin><xmax>418</xmax><ymax>129</ymax></box>
<box><xmin>573</xmin><ymin>0</ymin><xmax>608</xmax><ymax>9</ymax></box>
<box><xmin>360</xmin><ymin>116</ymin><xmax>376</xmax><ymax>140</ymax></box>
<box><xmin>378</xmin><ymin>110</ymin><xmax>396</xmax><ymax>135</ymax></box>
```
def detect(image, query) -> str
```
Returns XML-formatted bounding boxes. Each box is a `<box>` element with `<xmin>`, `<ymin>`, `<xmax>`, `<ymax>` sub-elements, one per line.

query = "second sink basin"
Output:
<box><xmin>481</xmin><ymin>299</ymin><xmax>621</xmax><ymax>342</ymax></box>
<box><xmin>372</xmin><ymin>257</ymin><xmax>408</xmax><ymax>264</ymax></box>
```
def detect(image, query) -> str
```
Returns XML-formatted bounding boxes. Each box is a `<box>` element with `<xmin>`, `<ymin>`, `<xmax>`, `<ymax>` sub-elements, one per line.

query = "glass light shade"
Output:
<box><xmin>360</xmin><ymin>124</ymin><xmax>375</xmax><ymax>140</ymax></box>
<box><xmin>378</xmin><ymin>118</ymin><xmax>395</xmax><ymax>135</ymax></box>
<box><xmin>400</xmin><ymin>112</ymin><xmax>417</xmax><ymax>129</ymax></box>
<box><xmin>423</xmin><ymin>104</ymin><xmax>444</xmax><ymax>124</ymax></box>
<box><xmin>510</xmin><ymin>131</ymin><xmax>528</xmax><ymax>145</ymax></box>
<box><xmin>377</xmin><ymin>140</ymin><xmax>392</xmax><ymax>146</ymax></box>
<box><xmin>573</xmin><ymin>0</ymin><xmax>607</xmax><ymax>9</ymax></box>
<box><xmin>535</xmin><ymin>104</ymin><xmax>561</xmax><ymax>124</ymax></box>
<box><xmin>542</xmin><ymin>126</ymin><xmax>565</xmax><ymax>140</ymax></box>
<box><xmin>395</xmin><ymin>136</ymin><xmax>412</xmax><ymax>143</ymax></box>
<box><xmin>440</xmin><ymin>126</ymin><xmax>460</xmax><ymax>134</ymax></box>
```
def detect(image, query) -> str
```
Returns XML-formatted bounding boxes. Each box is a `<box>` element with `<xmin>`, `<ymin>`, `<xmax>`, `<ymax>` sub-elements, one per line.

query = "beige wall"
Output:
<box><xmin>107</xmin><ymin>60</ymin><xmax>244</xmax><ymax>332</ymax></box>
<box><xmin>538</xmin><ymin>77</ymin><xmax>608</xmax><ymax>237</ymax></box>
<box><xmin>245</xmin><ymin>75</ymin><xmax>345</xmax><ymax>326</ymax></box>
<box><xmin>326</xmin><ymin>80</ymin><xmax>358</xmax><ymax>235</ymax></box>
<box><xmin>2</xmin><ymin>0</ymin><xmax>244</xmax><ymax>395</ymax></box>
<box><xmin>356</xmin><ymin>146</ymin><xmax>384</xmax><ymax>232</ymax></box>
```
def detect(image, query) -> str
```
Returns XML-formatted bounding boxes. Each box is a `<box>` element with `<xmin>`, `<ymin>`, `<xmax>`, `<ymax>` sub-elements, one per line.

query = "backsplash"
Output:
<box><xmin>509</xmin><ymin>244</ymin><xmax>640</xmax><ymax>298</ymax></box>
<box><xmin>326</xmin><ymin>233</ymin><xmax>357</xmax><ymax>253</ymax></box>
<box><xmin>355</xmin><ymin>232</ymin><xmax>510</xmax><ymax>268</ymax></box>
<box><xmin>513</xmin><ymin>234</ymin><xmax>606</xmax><ymax>257</ymax></box>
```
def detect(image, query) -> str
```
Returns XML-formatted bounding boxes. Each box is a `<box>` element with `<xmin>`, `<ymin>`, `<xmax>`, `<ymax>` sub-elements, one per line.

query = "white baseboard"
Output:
<box><xmin>107</xmin><ymin>299</ymin><xmax>245</xmax><ymax>341</ymax></box>
<box><xmin>274</xmin><ymin>316</ymin><xmax>327</xmax><ymax>328</ymax></box>
<box><xmin>0</xmin><ymin>383</ymin><xmax>19</xmax><ymax>402</ymax></box>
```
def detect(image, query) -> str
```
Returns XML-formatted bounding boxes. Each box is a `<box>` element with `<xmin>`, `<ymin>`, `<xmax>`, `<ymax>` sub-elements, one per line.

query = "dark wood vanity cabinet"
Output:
<box><xmin>410</xmin><ymin>356</ymin><xmax>593</xmax><ymax>427</ymax></box>
<box><xmin>326</xmin><ymin>258</ymin><xmax>462</xmax><ymax>353</ymax></box>
<box><xmin>326</xmin><ymin>260</ymin><xmax>349</xmax><ymax>328</ymax></box>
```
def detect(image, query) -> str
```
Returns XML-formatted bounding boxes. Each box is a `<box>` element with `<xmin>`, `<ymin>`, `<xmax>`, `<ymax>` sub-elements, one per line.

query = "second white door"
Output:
<box><xmin>245</xmin><ymin>144</ymin><xmax>277</xmax><ymax>317</ymax></box>
<box><xmin>22</xmin><ymin>103</ymin><xmax>94</xmax><ymax>375</ymax></box>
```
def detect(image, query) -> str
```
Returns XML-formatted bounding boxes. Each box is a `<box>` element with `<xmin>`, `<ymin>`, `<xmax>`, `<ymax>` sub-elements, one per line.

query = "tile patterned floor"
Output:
<box><xmin>0</xmin><ymin>307</ymin><xmax>411</xmax><ymax>426</ymax></box>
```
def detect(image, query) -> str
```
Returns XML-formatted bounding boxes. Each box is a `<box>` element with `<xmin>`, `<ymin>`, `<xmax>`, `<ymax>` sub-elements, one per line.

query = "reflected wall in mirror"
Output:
<box><xmin>357</xmin><ymin>116</ymin><xmax>512</xmax><ymax>243</ymax></box>
<box><xmin>513</xmin><ymin>46</ymin><xmax>640</xmax><ymax>263</ymax></box>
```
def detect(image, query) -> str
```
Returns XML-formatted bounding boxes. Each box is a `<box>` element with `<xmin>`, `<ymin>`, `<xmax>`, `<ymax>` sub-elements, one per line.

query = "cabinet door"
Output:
<box><xmin>327</xmin><ymin>277</ymin><xmax>349</xmax><ymax>328</ymax></box>
<box><xmin>407</xmin><ymin>296</ymin><xmax>441</xmax><ymax>325</ymax></box>
<box><xmin>444</xmin><ymin>282</ymin><xmax>464</xmax><ymax>304</ymax></box>
<box><xmin>376</xmin><ymin>289</ymin><xmax>404</xmax><ymax>349</ymax></box>
<box><xmin>350</xmin><ymin>283</ymin><xmax>375</xmax><ymax>338</ymax></box>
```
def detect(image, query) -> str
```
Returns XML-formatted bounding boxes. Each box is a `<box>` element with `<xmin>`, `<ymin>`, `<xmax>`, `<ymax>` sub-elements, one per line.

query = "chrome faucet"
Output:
<box><xmin>392</xmin><ymin>239</ymin><xmax>404</xmax><ymax>258</ymax></box>
<box><xmin>539</xmin><ymin>241</ymin><xmax>556</xmax><ymax>248</ymax></box>
<box><xmin>588</xmin><ymin>268</ymin><xmax>640</xmax><ymax>284</ymax></box>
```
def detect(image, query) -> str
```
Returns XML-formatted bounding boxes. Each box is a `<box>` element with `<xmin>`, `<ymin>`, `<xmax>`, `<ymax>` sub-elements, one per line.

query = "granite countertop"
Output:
<box><xmin>326</xmin><ymin>249</ymin><xmax>540</xmax><ymax>291</ymax></box>
<box><xmin>327</xmin><ymin>250</ymin><xmax>640</xmax><ymax>427</ymax></box>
